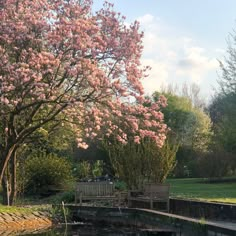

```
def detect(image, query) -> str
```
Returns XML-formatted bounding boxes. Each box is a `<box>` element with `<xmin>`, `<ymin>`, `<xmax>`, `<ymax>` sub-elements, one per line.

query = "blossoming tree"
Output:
<box><xmin>0</xmin><ymin>0</ymin><xmax>167</xmax><ymax>204</ymax></box>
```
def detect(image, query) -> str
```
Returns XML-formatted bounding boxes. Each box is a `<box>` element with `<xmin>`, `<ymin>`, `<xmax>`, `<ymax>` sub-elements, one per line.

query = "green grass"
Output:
<box><xmin>0</xmin><ymin>205</ymin><xmax>46</xmax><ymax>213</ymax></box>
<box><xmin>0</xmin><ymin>196</ymin><xmax>51</xmax><ymax>213</ymax></box>
<box><xmin>167</xmin><ymin>178</ymin><xmax>236</xmax><ymax>204</ymax></box>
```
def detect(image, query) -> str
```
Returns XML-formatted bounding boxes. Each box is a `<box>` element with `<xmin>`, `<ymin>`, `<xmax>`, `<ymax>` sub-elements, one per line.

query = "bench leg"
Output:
<box><xmin>128</xmin><ymin>198</ymin><xmax>131</xmax><ymax>208</ymax></box>
<box><xmin>79</xmin><ymin>192</ymin><xmax>82</xmax><ymax>206</ymax></box>
<box><xmin>150</xmin><ymin>198</ymin><xmax>153</xmax><ymax>209</ymax></box>
<box><xmin>118</xmin><ymin>192</ymin><xmax>121</xmax><ymax>207</ymax></box>
<box><xmin>167</xmin><ymin>199</ymin><xmax>170</xmax><ymax>213</ymax></box>
<box><xmin>150</xmin><ymin>192</ymin><xmax>153</xmax><ymax>209</ymax></box>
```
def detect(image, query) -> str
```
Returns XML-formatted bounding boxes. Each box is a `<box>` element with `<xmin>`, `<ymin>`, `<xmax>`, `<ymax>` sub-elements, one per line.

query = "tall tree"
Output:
<box><xmin>209</xmin><ymin>30</ymin><xmax>236</xmax><ymax>155</ymax></box>
<box><xmin>0</xmin><ymin>0</ymin><xmax>167</xmax><ymax>204</ymax></box>
<box><xmin>209</xmin><ymin>94</ymin><xmax>236</xmax><ymax>152</ymax></box>
<box><xmin>153</xmin><ymin>92</ymin><xmax>212</xmax><ymax>151</ymax></box>
<box><xmin>153</xmin><ymin>92</ymin><xmax>212</xmax><ymax>177</ymax></box>
<box><xmin>219</xmin><ymin>35</ymin><xmax>236</xmax><ymax>95</ymax></box>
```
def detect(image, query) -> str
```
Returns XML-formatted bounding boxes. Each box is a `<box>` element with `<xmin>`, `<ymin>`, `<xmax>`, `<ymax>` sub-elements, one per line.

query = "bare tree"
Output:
<box><xmin>159</xmin><ymin>82</ymin><xmax>205</xmax><ymax>109</ymax></box>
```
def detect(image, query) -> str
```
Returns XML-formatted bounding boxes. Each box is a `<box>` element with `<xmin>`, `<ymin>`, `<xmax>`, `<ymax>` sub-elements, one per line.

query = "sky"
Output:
<box><xmin>93</xmin><ymin>0</ymin><xmax>236</xmax><ymax>101</ymax></box>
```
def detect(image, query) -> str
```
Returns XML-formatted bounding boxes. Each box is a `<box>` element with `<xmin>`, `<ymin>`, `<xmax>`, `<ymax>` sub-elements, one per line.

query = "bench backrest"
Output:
<box><xmin>143</xmin><ymin>183</ymin><xmax>170</xmax><ymax>199</ymax></box>
<box><xmin>77</xmin><ymin>182</ymin><xmax>115</xmax><ymax>196</ymax></box>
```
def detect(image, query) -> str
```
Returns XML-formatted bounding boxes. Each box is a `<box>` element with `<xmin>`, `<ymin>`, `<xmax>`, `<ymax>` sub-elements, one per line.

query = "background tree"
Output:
<box><xmin>181</xmin><ymin>82</ymin><xmax>205</xmax><ymax>109</ymax></box>
<box><xmin>153</xmin><ymin>92</ymin><xmax>212</xmax><ymax>177</ymax></box>
<box><xmin>215</xmin><ymin>30</ymin><xmax>236</xmax><ymax>154</ymax></box>
<box><xmin>160</xmin><ymin>82</ymin><xmax>206</xmax><ymax>109</ymax></box>
<box><xmin>0</xmin><ymin>0</ymin><xmax>168</xmax><ymax>204</ymax></box>
<box><xmin>196</xmin><ymin>148</ymin><xmax>235</xmax><ymax>178</ymax></box>
<box><xmin>208</xmin><ymin>33</ymin><xmax>236</xmax><ymax>154</ymax></box>
<box><xmin>209</xmin><ymin>93</ymin><xmax>236</xmax><ymax>154</ymax></box>
<box><xmin>153</xmin><ymin>92</ymin><xmax>212</xmax><ymax>151</ymax></box>
<box><xmin>205</xmin><ymin>29</ymin><xmax>236</xmax><ymax>177</ymax></box>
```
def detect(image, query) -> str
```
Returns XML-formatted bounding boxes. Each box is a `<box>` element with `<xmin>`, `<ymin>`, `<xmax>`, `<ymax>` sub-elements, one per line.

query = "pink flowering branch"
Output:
<box><xmin>0</xmin><ymin>0</ymin><xmax>168</xmax><ymax>186</ymax></box>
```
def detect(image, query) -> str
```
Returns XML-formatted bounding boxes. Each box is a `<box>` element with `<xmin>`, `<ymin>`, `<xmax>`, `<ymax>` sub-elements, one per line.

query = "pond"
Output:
<box><xmin>22</xmin><ymin>223</ymin><xmax>176</xmax><ymax>236</ymax></box>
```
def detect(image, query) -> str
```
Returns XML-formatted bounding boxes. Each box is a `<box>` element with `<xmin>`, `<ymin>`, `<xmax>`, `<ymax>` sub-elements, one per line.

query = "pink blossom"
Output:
<box><xmin>78</xmin><ymin>142</ymin><xmax>89</xmax><ymax>149</ymax></box>
<box><xmin>0</xmin><ymin>0</ymin><xmax>168</xmax><ymax>184</ymax></box>
<box><xmin>134</xmin><ymin>136</ymin><xmax>140</xmax><ymax>144</ymax></box>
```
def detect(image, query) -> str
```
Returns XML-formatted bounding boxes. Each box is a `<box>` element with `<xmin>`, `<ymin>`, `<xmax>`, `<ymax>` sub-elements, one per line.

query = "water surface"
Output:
<box><xmin>22</xmin><ymin>223</ymin><xmax>176</xmax><ymax>236</ymax></box>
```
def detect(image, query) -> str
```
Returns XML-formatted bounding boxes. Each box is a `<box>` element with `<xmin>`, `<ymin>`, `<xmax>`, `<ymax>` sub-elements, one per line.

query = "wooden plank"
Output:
<box><xmin>77</xmin><ymin>182</ymin><xmax>114</xmax><ymax>196</ymax></box>
<box><xmin>127</xmin><ymin>183</ymin><xmax>170</xmax><ymax>212</ymax></box>
<box><xmin>75</xmin><ymin>182</ymin><xmax>119</xmax><ymax>205</ymax></box>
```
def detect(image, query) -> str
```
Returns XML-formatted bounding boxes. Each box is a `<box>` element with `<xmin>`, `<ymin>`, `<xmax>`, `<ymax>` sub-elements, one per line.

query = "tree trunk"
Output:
<box><xmin>0</xmin><ymin>147</ymin><xmax>17</xmax><ymax>205</ymax></box>
<box><xmin>0</xmin><ymin>145</ymin><xmax>16</xmax><ymax>187</ymax></box>
<box><xmin>1</xmin><ymin>174</ymin><xmax>10</xmax><ymax>206</ymax></box>
<box><xmin>9</xmin><ymin>151</ymin><xmax>17</xmax><ymax>205</ymax></box>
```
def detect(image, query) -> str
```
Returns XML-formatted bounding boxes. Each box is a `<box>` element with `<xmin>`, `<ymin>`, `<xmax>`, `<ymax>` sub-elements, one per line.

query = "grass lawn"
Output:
<box><xmin>0</xmin><ymin>196</ymin><xmax>51</xmax><ymax>213</ymax></box>
<box><xmin>0</xmin><ymin>205</ymin><xmax>45</xmax><ymax>213</ymax></box>
<box><xmin>167</xmin><ymin>178</ymin><xmax>236</xmax><ymax>204</ymax></box>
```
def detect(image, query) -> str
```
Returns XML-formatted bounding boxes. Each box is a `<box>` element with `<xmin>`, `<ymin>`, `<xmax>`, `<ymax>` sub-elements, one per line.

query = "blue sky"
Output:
<box><xmin>93</xmin><ymin>0</ymin><xmax>236</xmax><ymax>100</ymax></box>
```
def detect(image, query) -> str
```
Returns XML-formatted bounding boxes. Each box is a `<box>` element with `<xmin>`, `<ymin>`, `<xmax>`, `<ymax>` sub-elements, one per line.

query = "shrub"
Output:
<box><xmin>104</xmin><ymin>138</ymin><xmax>178</xmax><ymax>189</ymax></box>
<box><xmin>22</xmin><ymin>152</ymin><xmax>74</xmax><ymax>195</ymax></box>
<box><xmin>197</xmin><ymin>149</ymin><xmax>235</xmax><ymax>178</ymax></box>
<box><xmin>73</xmin><ymin>160</ymin><xmax>104</xmax><ymax>181</ymax></box>
<box><xmin>48</xmin><ymin>191</ymin><xmax>75</xmax><ymax>204</ymax></box>
<box><xmin>92</xmin><ymin>160</ymin><xmax>104</xmax><ymax>178</ymax></box>
<box><xmin>114</xmin><ymin>181</ymin><xmax>127</xmax><ymax>191</ymax></box>
<box><xmin>73</xmin><ymin>161</ymin><xmax>91</xmax><ymax>180</ymax></box>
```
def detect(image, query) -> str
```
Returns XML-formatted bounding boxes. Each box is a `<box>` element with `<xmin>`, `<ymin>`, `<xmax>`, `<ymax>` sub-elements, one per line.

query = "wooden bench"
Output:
<box><xmin>75</xmin><ymin>182</ymin><xmax>122</xmax><ymax>206</ymax></box>
<box><xmin>128</xmin><ymin>183</ymin><xmax>170</xmax><ymax>212</ymax></box>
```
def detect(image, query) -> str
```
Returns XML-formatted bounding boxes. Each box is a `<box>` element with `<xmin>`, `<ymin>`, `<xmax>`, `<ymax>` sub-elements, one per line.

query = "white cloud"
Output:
<box><xmin>215</xmin><ymin>48</ymin><xmax>225</xmax><ymax>53</ymax></box>
<box><xmin>182</xmin><ymin>37</ymin><xmax>194</xmax><ymax>44</ymax></box>
<box><xmin>137</xmin><ymin>14</ymin><xmax>155</xmax><ymax>25</ymax></box>
<box><xmin>176</xmin><ymin>47</ymin><xmax>218</xmax><ymax>83</ymax></box>
<box><xmin>141</xmin><ymin>59</ymin><xmax>169</xmax><ymax>95</ymax></box>
<box><xmin>137</xmin><ymin>14</ymin><xmax>221</xmax><ymax>96</ymax></box>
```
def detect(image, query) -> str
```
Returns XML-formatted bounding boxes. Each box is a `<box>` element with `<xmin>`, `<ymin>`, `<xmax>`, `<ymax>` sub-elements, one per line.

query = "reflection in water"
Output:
<box><xmin>23</xmin><ymin>225</ymin><xmax>139</xmax><ymax>236</ymax></box>
<box><xmin>20</xmin><ymin>223</ymin><xmax>176</xmax><ymax>236</ymax></box>
<box><xmin>0</xmin><ymin>227</ymin><xmax>51</xmax><ymax>236</ymax></box>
